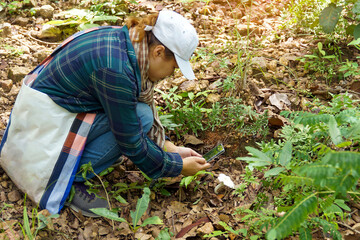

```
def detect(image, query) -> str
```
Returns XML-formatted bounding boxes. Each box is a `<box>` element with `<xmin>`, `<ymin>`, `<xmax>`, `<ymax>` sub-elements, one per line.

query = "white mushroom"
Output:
<box><xmin>214</xmin><ymin>173</ymin><xmax>235</xmax><ymax>194</ymax></box>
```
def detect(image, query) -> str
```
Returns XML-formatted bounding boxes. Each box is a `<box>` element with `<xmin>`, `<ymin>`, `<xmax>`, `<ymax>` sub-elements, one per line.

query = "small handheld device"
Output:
<box><xmin>203</xmin><ymin>143</ymin><xmax>225</xmax><ymax>162</ymax></box>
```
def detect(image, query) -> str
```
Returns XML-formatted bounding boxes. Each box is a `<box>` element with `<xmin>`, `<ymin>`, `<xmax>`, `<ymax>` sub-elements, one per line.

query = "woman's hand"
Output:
<box><xmin>181</xmin><ymin>157</ymin><xmax>211</xmax><ymax>176</ymax></box>
<box><xmin>163</xmin><ymin>140</ymin><xmax>211</xmax><ymax>176</ymax></box>
<box><xmin>164</xmin><ymin>140</ymin><xmax>202</xmax><ymax>158</ymax></box>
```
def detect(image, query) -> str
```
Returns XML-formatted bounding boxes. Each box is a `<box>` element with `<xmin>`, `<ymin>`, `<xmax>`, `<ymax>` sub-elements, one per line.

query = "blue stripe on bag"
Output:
<box><xmin>0</xmin><ymin>114</ymin><xmax>11</xmax><ymax>155</ymax></box>
<box><xmin>40</xmin><ymin>114</ymin><xmax>94</xmax><ymax>214</ymax></box>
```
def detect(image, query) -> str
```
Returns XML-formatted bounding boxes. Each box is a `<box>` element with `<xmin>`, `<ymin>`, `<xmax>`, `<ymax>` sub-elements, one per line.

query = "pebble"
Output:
<box><xmin>0</xmin><ymin>191</ymin><xmax>7</xmax><ymax>202</ymax></box>
<box><xmin>8</xmin><ymin>190</ymin><xmax>21</xmax><ymax>202</ymax></box>
<box><xmin>1</xmin><ymin>181</ymin><xmax>8</xmax><ymax>188</ymax></box>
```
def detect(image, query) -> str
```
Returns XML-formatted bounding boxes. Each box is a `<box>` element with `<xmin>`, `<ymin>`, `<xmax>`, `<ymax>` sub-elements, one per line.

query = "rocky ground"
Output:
<box><xmin>1</xmin><ymin>0</ymin><xmax>360</xmax><ymax>239</ymax></box>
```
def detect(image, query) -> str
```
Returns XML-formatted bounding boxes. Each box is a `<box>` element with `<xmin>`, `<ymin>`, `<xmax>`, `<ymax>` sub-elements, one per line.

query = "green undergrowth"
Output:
<box><xmin>236</xmin><ymin>93</ymin><xmax>360</xmax><ymax>239</ymax></box>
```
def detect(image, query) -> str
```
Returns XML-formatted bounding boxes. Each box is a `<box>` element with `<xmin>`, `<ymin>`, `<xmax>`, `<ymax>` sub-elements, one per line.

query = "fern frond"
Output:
<box><xmin>319</xmin><ymin>195</ymin><xmax>335</xmax><ymax>213</ymax></box>
<box><xmin>266</xmin><ymin>193</ymin><xmax>318</xmax><ymax>240</ymax></box>
<box><xmin>296</xmin><ymin>164</ymin><xmax>337</xmax><ymax>184</ymax></box>
<box><xmin>312</xmin><ymin>218</ymin><xmax>342</xmax><ymax>240</ymax></box>
<box><xmin>334</xmin><ymin>170</ymin><xmax>357</xmax><ymax>197</ymax></box>
<box><xmin>324</xmin><ymin>152</ymin><xmax>360</xmax><ymax>173</ymax></box>
<box><xmin>299</xmin><ymin>226</ymin><xmax>312</xmax><ymax>240</ymax></box>
<box><xmin>279</xmin><ymin>175</ymin><xmax>313</xmax><ymax>187</ymax></box>
<box><xmin>293</xmin><ymin>113</ymin><xmax>331</xmax><ymax>126</ymax></box>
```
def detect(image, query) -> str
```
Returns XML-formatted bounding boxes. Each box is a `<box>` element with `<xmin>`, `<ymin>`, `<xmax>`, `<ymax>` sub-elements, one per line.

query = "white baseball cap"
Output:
<box><xmin>145</xmin><ymin>10</ymin><xmax>199</xmax><ymax>80</ymax></box>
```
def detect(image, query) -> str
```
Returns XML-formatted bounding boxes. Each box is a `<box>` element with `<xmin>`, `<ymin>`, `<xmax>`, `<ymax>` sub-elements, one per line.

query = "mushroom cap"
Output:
<box><xmin>217</xmin><ymin>173</ymin><xmax>235</xmax><ymax>188</ymax></box>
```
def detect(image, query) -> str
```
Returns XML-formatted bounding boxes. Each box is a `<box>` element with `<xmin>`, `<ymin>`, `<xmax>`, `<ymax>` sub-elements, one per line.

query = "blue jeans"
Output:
<box><xmin>74</xmin><ymin>102</ymin><xmax>153</xmax><ymax>182</ymax></box>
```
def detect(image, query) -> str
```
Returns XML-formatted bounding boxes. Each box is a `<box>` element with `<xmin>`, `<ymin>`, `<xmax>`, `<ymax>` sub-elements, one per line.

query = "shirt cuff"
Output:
<box><xmin>158</xmin><ymin>152</ymin><xmax>183</xmax><ymax>178</ymax></box>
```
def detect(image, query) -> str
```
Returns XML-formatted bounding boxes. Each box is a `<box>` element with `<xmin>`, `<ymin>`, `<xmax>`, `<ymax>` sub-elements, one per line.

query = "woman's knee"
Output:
<box><xmin>136</xmin><ymin>102</ymin><xmax>153</xmax><ymax>133</ymax></box>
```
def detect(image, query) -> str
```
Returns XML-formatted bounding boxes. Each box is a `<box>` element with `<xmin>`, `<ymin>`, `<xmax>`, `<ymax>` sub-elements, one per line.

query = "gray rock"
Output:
<box><xmin>8</xmin><ymin>66</ymin><xmax>30</xmax><ymax>82</ymax></box>
<box><xmin>251</xmin><ymin>57</ymin><xmax>267</xmax><ymax>72</ymax></box>
<box><xmin>34</xmin><ymin>49</ymin><xmax>49</xmax><ymax>63</ymax></box>
<box><xmin>14</xmin><ymin>16</ymin><xmax>28</xmax><ymax>27</ymax></box>
<box><xmin>36</xmin><ymin>24</ymin><xmax>62</xmax><ymax>41</ymax></box>
<box><xmin>206</xmin><ymin>93</ymin><xmax>221</xmax><ymax>103</ymax></box>
<box><xmin>1</xmin><ymin>80</ymin><xmax>13</xmax><ymax>93</ymax></box>
<box><xmin>38</xmin><ymin>5</ymin><xmax>54</xmax><ymax>19</ymax></box>
<box><xmin>0</xmin><ymin>23</ymin><xmax>12</xmax><ymax>38</ymax></box>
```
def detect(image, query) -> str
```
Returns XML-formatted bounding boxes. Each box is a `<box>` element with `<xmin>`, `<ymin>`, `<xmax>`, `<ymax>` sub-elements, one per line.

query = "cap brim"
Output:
<box><xmin>174</xmin><ymin>54</ymin><xmax>196</xmax><ymax>80</ymax></box>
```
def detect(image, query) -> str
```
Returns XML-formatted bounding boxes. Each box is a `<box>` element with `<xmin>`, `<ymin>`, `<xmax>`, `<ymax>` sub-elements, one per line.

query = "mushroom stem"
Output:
<box><xmin>214</xmin><ymin>182</ymin><xmax>225</xmax><ymax>194</ymax></box>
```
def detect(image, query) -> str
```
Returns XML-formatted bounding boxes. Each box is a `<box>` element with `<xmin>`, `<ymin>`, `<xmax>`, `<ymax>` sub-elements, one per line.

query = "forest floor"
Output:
<box><xmin>1</xmin><ymin>0</ymin><xmax>360</xmax><ymax>239</ymax></box>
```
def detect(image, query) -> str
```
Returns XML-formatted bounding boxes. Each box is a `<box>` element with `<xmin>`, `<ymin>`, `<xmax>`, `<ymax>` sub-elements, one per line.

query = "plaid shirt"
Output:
<box><xmin>31</xmin><ymin>26</ymin><xmax>182</xmax><ymax>179</ymax></box>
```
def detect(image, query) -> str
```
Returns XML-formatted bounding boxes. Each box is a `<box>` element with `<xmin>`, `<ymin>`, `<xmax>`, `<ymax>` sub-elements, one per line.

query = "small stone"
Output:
<box><xmin>267</xmin><ymin>60</ymin><xmax>277</xmax><ymax>72</ymax></box>
<box><xmin>8</xmin><ymin>190</ymin><xmax>21</xmax><ymax>202</ymax></box>
<box><xmin>179</xmin><ymin>80</ymin><xmax>197</xmax><ymax>92</ymax></box>
<box><xmin>0</xmin><ymin>192</ymin><xmax>7</xmax><ymax>202</ymax></box>
<box><xmin>279</xmin><ymin>56</ymin><xmax>289</xmax><ymax>66</ymax></box>
<box><xmin>38</xmin><ymin>5</ymin><xmax>54</xmax><ymax>19</ymax></box>
<box><xmin>206</xmin><ymin>93</ymin><xmax>221</xmax><ymax>103</ymax></box>
<box><xmin>0</xmin><ymin>23</ymin><xmax>12</xmax><ymax>38</ymax></box>
<box><xmin>1</xmin><ymin>181</ymin><xmax>8</xmax><ymax>188</ymax></box>
<box><xmin>36</xmin><ymin>24</ymin><xmax>62</xmax><ymax>41</ymax></box>
<box><xmin>8</xmin><ymin>66</ymin><xmax>30</xmax><ymax>82</ymax></box>
<box><xmin>251</xmin><ymin>57</ymin><xmax>267</xmax><ymax>72</ymax></box>
<box><xmin>1</xmin><ymin>80</ymin><xmax>13</xmax><ymax>93</ymax></box>
<box><xmin>34</xmin><ymin>49</ymin><xmax>49</xmax><ymax>63</ymax></box>
<box><xmin>14</xmin><ymin>17</ymin><xmax>28</xmax><ymax>27</ymax></box>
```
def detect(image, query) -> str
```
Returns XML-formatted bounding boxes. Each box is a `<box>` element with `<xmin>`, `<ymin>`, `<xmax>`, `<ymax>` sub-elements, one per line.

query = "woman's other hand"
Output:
<box><xmin>181</xmin><ymin>157</ymin><xmax>211</xmax><ymax>176</ymax></box>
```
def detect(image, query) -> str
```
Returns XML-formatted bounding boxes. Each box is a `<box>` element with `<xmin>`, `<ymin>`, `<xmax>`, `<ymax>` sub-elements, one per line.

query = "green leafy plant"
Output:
<box><xmin>46</xmin><ymin>8</ymin><xmax>119</xmax><ymax>31</ymax></box>
<box><xmin>233</xmin><ymin>207</ymin><xmax>276</xmax><ymax>239</ymax></box>
<box><xmin>19</xmin><ymin>195</ymin><xmax>59</xmax><ymax>240</ymax></box>
<box><xmin>299</xmin><ymin>42</ymin><xmax>342</xmax><ymax>84</ymax></box>
<box><xmin>90</xmin><ymin>187</ymin><xmax>163</xmax><ymax>233</ymax></box>
<box><xmin>180</xmin><ymin>170</ymin><xmax>213</xmax><ymax>190</ymax></box>
<box><xmin>319</xmin><ymin>1</ymin><xmax>360</xmax><ymax>38</ymax></box>
<box><xmin>203</xmin><ymin>221</ymin><xmax>248</xmax><ymax>239</ymax></box>
<box><xmin>237</xmin><ymin>141</ymin><xmax>293</xmax><ymax>178</ymax></box>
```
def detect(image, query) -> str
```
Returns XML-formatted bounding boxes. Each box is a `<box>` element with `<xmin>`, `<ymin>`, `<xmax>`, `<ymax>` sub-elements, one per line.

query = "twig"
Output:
<box><xmin>337</xmin><ymin>221</ymin><xmax>360</xmax><ymax>235</ymax></box>
<box><xmin>22</xmin><ymin>30</ymin><xmax>60</xmax><ymax>46</ymax></box>
<box><xmin>93</xmin><ymin>171</ymin><xmax>115</xmax><ymax>230</ymax></box>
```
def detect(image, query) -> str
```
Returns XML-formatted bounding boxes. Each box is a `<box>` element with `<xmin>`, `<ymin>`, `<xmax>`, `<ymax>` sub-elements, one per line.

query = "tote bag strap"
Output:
<box><xmin>24</xmin><ymin>25</ymin><xmax>123</xmax><ymax>86</ymax></box>
<box><xmin>40</xmin><ymin>112</ymin><xmax>96</xmax><ymax>213</ymax></box>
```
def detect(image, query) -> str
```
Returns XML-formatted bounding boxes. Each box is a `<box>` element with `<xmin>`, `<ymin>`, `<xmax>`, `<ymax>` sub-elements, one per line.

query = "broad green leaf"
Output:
<box><xmin>115</xmin><ymin>194</ymin><xmax>128</xmax><ymax>204</ymax></box>
<box><xmin>140</xmin><ymin>216</ymin><xmax>163</xmax><ymax>227</ymax></box>
<box><xmin>266</xmin><ymin>193</ymin><xmax>318</xmax><ymax>240</ymax></box>
<box><xmin>264</xmin><ymin>167</ymin><xmax>285</xmax><ymax>178</ymax></box>
<box><xmin>130</xmin><ymin>187</ymin><xmax>151</xmax><ymax>228</ymax></box>
<box><xmin>243</xmin><ymin>146</ymin><xmax>273</xmax><ymax>163</ymax></box>
<box><xmin>354</xmin><ymin>23</ymin><xmax>360</xmax><ymax>39</ymax></box>
<box><xmin>299</xmin><ymin>227</ymin><xmax>312</xmax><ymax>240</ymax></box>
<box><xmin>45</xmin><ymin>19</ymin><xmax>80</xmax><ymax>26</ymax></box>
<box><xmin>236</xmin><ymin>157</ymin><xmax>270</xmax><ymax>163</ymax></box>
<box><xmin>99</xmin><ymin>167</ymin><xmax>114</xmax><ymax>176</ymax></box>
<box><xmin>319</xmin><ymin>3</ymin><xmax>343</xmax><ymax>33</ymax></box>
<box><xmin>336</xmin><ymin>141</ymin><xmax>352</xmax><ymax>148</ymax></box>
<box><xmin>352</xmin><ymin>0</ymin><xmax>360</xmax><ymax>16</ymax></box>
<box><xmin>279</xmin><ymin>141</ymin><xmax>292</xmax><ymax>167</ymax></box>
<box><xmin>78</xmin><ymin>23</ymin><xmax>100</xmax><ymax>31</ymax></box>
<box><xmin>156</xmin><ymin>228</ymin><xmax>172</xmax><ymax>239</ymax></box>
<box><xmin>90</xmin><ymin>208</ymin><xmax>127</xmax><ymax>222</ymax></box>
<box><xmin>91</xmin><ymin>15</ymin><xmax>119</xmax><ymax>23</ymax></box>
<box><xmin>329</xmin><ymin>116</ymin><xmax>342</xmax><ymax>145</ymax></box>
<box><xmin>23</xmin><ymin>205</ymin><xmax>33</xmax><ymax>240</ymax></box>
